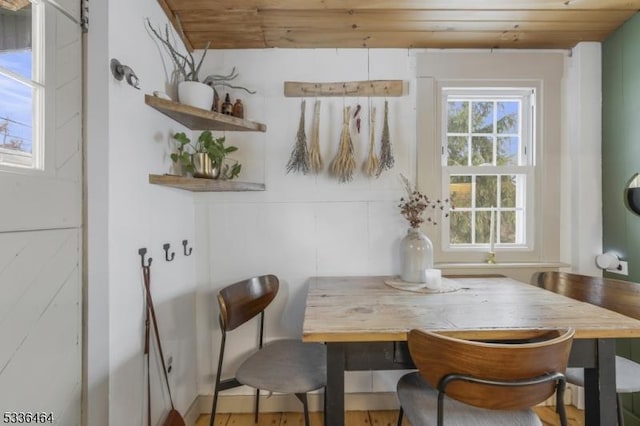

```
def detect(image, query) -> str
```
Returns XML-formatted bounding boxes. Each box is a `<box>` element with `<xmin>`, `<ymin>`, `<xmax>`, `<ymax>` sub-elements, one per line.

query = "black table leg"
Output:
<box><xmin>584</xmin><ymin>338</ymin><xmax>617</xmax><ymax>426</ymax></box>
<box><xmin>325</xmin><ymin>343</ymin><xmax>346</xmax><ymax>426</ymax></box>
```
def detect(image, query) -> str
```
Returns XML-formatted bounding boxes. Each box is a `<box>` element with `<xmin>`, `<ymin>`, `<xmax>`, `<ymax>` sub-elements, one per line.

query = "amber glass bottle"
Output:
<box><xmin>221</xmin><ymin>94</ymin><xmax>233</xmax><ymax>115</ymax></box>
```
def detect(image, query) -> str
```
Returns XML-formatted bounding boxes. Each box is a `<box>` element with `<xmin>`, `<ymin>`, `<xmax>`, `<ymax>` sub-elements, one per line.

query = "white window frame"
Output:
<box><xmin>441</xmin><ymin>87</ymin><xmax>536</xmax><ymax>252</ymax></box>
<box><xmin>415</xmin><ymin>51</ymin><xmax>564</xmax><ymax>265</ymax></box>
<box><xmin>0</xmin><ymin>1</ymin><xmax>45</xmax><ymax>172</ymax></box>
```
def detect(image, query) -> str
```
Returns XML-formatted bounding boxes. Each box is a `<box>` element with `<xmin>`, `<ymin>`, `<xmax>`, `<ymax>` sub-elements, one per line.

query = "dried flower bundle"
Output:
<box><xmin>376</xmin><ymin>100</ymin><xmax>395</xmax><ymax>177</ymax></box>
<box><xmin>286</xmin><ymin>100</ymin><xmax>310</xmax><ymax>174</ymax></box>
<box><xmin>308</xmin><ymin>100</ymin><xmax>323</xmax><ymax>173</ymax></box>
<box><xmin>329</xmin><ymin>106</ymin><xmax>357</xmax><ymax>183</ymax></box>
<box><xmin>399</xmin><ymin>174</ymin><xmax>452</xmax><ymax>228</ymax></box>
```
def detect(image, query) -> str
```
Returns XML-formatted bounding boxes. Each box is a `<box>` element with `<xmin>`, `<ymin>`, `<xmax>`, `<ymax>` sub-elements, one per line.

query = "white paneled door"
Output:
<box><xmin>0</xmin><ymin>1</ymin><xmax>82</xmax><ymax>425</ymax></box>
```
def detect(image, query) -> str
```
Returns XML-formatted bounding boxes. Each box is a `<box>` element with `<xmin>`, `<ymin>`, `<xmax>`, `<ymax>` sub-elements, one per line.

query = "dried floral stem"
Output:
<box><xmin>399</xmin><ymin>174</ymin><xmax>452</xmax><ymax>228</ymax></box>
<box><xmin>353</xmin><ymin>104</ymin><xmax>362</xmax><ymax>133</ymax></box>
<box><xmin>363</xmin><ymin>106</ymin><xmax>379</xmax><ymax>177</ymax></box>
<box><xmin>286</xmin><ymin>100</ymin><xmax>310</xmax><ymax>174</ymax></box>
<box><xmin>329</xmin><ymin>106</ymin><xmax>356</xmax><ymax>183</ymax></box>
<box><xmin>309</xmin><ymin>100</ymin><xmax>323</xmax><ymax>173</ymax></box>
<box><xmin>377</xmin><ymin>100</ymin><xmax>395</xmax><ymax>177</ymax></box>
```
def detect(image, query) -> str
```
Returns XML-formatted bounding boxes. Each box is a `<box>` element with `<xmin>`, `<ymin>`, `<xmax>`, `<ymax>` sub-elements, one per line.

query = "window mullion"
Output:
<box><xmin>467</xmin><ymin>101</ymin><xmax>472</xmax><ymax>167</ymax></box>
<box><xmin>0</xmin><ymin>67</ymin><xmax>43</xmax><ymax>89</ymax></box>
<box><xmin>471</xmin><ymin>175</ymin><xmax>477</xmax><ymax>244</ymax></box>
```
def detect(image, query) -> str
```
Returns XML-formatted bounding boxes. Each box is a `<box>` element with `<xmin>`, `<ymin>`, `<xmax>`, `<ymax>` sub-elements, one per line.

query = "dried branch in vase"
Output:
<box><xmin>399</xmin><ymin>174</ymin><xmax>453</xmax><ymax>228</ymax></box>
<box><xmin>146</xmin><ymin>18</ymin><xmax>210</xmax><ymax>82</ymax></box>
<box><xmin>286</xmin><ymin>100</ymin><xmax>310</xmax><ymax>174</ymax></box>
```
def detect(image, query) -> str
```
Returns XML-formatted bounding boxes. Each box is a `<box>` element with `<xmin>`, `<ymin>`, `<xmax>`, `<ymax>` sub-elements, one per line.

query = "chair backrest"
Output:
<box><xmin>531</xmin><ymin>271</ymin><xmax>640</xmax><ymax>320</ymax></box>
<box><xmin>408</xmin><ymin>328</ymin><xmax>575</xmax><ymax>410</ymax></box>
<box><xmin>217</xmin><ymin>274</ymin><xmax>279</xmax><ymax>332</ymax></box>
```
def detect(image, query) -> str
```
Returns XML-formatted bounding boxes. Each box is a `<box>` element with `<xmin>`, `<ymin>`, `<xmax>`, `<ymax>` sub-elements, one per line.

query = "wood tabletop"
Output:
<box><xmin>302</xmin><ymin>276</ymin><xmax>640</xmax><ymax>343</ymax></box>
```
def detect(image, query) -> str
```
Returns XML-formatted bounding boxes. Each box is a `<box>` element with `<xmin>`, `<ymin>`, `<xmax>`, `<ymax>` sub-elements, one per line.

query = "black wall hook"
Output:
<box><xmin>163</xmin><ymin>243</ymin><xmax>175</xmax><ymax>262</ymax></box>
<box><xmin>138</xmin><ymin>248</ymin><xmax>152</xmax><ymax>268</ymax></box>
<box><xmin>182</xmin><ymin>239</ymin><xmax>193</xmax><ymax>256</ymax></box>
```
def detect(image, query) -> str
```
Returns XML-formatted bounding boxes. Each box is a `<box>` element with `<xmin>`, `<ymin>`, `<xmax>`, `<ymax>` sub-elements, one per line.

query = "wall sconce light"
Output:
<box><xmin>110</xmin><ymin>58</ymin><xmax>140</xmax><ymax>90</ymax></box>
<box><xmin>625</xmin><ymin>173</ymin><xmax>640</xmax><ymax>216</ymax></box>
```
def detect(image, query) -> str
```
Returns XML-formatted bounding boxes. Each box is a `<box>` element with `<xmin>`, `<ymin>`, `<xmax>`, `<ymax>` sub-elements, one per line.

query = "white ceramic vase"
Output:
<box><xmin>400</xmin><ymin>227</ymin><xmax>434</xmax><ymax>283</ymax></box>
<box><xmin>178</xmin><ymin>81</ymin><xmax>214</xmax><ymax>110</ymax></box>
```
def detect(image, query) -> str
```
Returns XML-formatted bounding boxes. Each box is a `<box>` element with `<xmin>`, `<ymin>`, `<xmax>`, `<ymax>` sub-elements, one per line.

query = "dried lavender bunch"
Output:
<box><xmin>399</xmin><ymin>174</ymin><xmax>452</xmax><ymax>228</ymax></box>
<box><xmin>286</xmin><ymin>100</ymin><xmax>310</xmax><ymax>174</ymax></box>
<box><xmin>376</xmin><ymin>100</ymin><xmax>395</xmax><ymax>177</ymax></box>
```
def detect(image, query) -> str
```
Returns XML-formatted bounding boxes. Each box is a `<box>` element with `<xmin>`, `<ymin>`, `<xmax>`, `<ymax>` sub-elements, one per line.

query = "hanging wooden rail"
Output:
<box><xmin>284</xmin><ymin>80</ymin><xmax>405</xmax><ymax>98</ymax></box>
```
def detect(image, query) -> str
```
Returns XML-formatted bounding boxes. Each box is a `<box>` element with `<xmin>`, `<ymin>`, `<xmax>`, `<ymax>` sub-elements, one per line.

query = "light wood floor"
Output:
<box><xmin>197</xmin><ymin>406</ymin><xmax>584</xmax><ymax>426</ymax></box>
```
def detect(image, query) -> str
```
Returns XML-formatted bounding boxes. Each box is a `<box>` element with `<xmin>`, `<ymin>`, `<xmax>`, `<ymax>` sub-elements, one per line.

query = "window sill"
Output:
<box><xmin>436</xmin><ymin>261</ymin><xmax>569</xmax><ymax>269</ymax></box>
<box><xmin>435</xmin><ymin>262</ymin><xmax>569</xmax><ymax>282</ymax></box>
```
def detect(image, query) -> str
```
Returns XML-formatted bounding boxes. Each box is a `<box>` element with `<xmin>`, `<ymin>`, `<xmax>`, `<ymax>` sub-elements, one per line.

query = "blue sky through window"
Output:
<box><xmin>0</xmin><ymin>50</ymin><xmax>33</xmax><ymax>153</ymax></box>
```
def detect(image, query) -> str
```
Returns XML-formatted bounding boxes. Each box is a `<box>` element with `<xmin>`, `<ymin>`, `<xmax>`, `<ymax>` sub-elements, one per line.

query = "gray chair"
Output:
<box><xmin>531</xmin><ymin>271</ymin><xmax>640</xmax><ymax>426</ymax></box>
<box><xmin>209</xmin><ymin>275</ymin><xmax>326</xmax><ymax>426</ymax></box>
<box><xmin>397</xmin><ymin>328</ymin><xmax>574</xmax><ymax>426</ymax></box>
<box><xmin>565</xmin><ymin>356</ymin><xmax>640</xmax><ymax>426</ymax></box>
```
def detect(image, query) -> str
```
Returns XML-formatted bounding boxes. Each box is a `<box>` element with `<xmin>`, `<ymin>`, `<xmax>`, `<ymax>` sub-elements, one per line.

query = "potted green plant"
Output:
<box><xmin>202</xmin><ymin>133</ymin><xmax>242</xmax><ymax>180</ymax></box>
<box><xmin>170</xmin><ymin>132</ymin><xmax>195</xmax><ymax>176</ymax></box>
<box><xmin>171</xmin><ymin>131</ymin><xmax>241</xmax><ymax>180</ymax></box>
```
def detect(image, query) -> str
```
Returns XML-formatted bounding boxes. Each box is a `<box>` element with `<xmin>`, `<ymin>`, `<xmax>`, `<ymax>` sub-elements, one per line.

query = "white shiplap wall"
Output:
<box><xmin>0</xmin><ymin>0</ymin><xmax>82</xmax><ymax>424</ymax></box>
<box><xmin>194</xmin><ymin>49</ymin><xmax>417</xmax><ymax>399</ymax></box>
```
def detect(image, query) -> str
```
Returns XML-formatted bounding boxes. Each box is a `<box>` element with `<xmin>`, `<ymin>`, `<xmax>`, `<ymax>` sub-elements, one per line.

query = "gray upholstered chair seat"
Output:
<box><xmin>236</xmin><ymin>339</ymin><xmax>326</xmax><ymax>394</ymax></box>
<box><xmin>397</xmin><ymin>372</ymin><xmax>542</xmax><ymax>426</ymax></box>
<box><xmin>211</xmin><ymin>276</ymin><xmax>325</xmax><ymax>426</ymax></box>
<box><xmin>565</xmin><ymin>355</ymin><xmax>640</xmax><ymax>393</ymax></box>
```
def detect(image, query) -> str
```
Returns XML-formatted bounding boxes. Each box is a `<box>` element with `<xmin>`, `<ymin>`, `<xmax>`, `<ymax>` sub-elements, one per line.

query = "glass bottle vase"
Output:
<box><xmin>400</xmin><ymin>227</ymin><xmax>434</xmax><ymax>283</ymax></box>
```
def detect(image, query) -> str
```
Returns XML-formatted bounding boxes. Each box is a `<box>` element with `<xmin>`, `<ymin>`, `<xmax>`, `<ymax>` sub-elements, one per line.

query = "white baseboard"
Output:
<box><xmin>184</xmin><ymin>396</ymin><xmax>202</xmax><ymax>426</ymax></box>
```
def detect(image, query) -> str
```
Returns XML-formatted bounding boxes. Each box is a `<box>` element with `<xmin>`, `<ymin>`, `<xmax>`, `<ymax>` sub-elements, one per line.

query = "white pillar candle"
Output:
<box><xmin>424</xmin><ymin>269</ymin><xmax>442</xmax><ymax>290</ymax></box>
<box><xmin>489</xmin><ymin>207</ymin><xmax>495</xmax><ymax>252</ymax></box>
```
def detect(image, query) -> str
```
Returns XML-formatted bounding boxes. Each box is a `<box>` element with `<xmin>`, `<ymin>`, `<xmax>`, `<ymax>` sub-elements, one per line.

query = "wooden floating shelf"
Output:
<box><xmin>145</xmin><ymin>95</ymin><xmax>267</xmax><ymax>132</ymax></box>
<box><xmin>284</xmin><ymin>80</ymin><xmax>405</xmax><ymax>97</ymax></box>
<box><xmin>149</xmin><ymin>174</ymin><xmax>265</xmax><ymax>192</ymax></box>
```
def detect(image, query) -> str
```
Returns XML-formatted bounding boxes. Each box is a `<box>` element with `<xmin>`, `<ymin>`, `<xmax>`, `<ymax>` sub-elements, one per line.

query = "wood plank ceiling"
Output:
<box><xmin>157</xmin><ymin>0</ymin><xmax>640</xmax><ymax>50</ymax></box>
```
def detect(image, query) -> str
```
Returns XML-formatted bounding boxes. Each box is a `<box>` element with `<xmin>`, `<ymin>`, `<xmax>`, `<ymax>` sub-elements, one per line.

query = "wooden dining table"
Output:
<box><xmin>302</xmin><ymin>275</ymin><xmax>640</xmax><ymax>426</ymax></box>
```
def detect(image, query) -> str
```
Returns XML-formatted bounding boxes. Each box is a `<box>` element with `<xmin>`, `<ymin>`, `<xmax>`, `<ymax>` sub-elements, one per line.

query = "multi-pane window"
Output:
<box><xmin>0</xmin><ymin>2</ymin><xmax>43</xmax><ymax>169</ymax></box>
<box><xmin>442</xmin><ymin>88</ymin><xmax>535</xmax><ymax>250</ymax></box>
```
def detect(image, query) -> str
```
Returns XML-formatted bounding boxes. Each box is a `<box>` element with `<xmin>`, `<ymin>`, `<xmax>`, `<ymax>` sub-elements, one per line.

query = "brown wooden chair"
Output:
<box><xmin>209</xmin><ymin>275</ymin><xmax>326</xmax><ymax>426</ymax></box>
<box><xmin>531</xmin><ymin>271</ymin><xmax>640</xmax><ymax>426</ymax></box>
<box><xmin>397</xmin><ymin>328</ymin><xmax>574</xmax><ymax>426</ymax></box>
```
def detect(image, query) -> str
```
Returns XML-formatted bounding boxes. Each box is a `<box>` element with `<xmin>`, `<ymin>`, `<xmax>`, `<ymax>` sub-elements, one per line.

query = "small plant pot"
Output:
<box><xmin>178</xmin><ymin>81</ymin><xmax>214</xmax><ymax>110</ymax></box>
<box><xmin>192</xmin><ymin>153</ymin><xmax>220</xmax><ymax>179</ymax></box>
<box><xmin>171</xmin><ymin>159</ymin><xmax>186</xmax><ymax>177</ymax></box>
